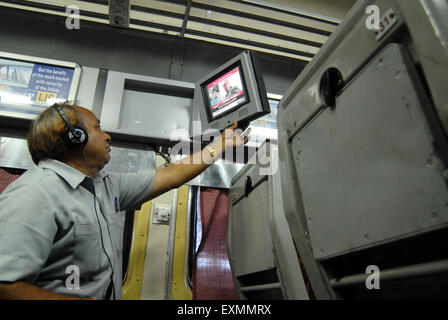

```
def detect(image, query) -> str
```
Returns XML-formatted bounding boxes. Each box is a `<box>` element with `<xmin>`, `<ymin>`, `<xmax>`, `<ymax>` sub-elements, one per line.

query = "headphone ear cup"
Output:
<box><xmin>67</xmin><ymin>127</ymin><xmax>89</xmax><ymax>147</ymax></box>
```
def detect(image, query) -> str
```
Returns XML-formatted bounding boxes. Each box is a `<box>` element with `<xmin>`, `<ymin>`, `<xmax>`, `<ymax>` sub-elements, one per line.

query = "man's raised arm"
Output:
<box><xmin>149</xmin><ymin>121</ymin><xmax>250</xmax><ymax>199</ymax></box>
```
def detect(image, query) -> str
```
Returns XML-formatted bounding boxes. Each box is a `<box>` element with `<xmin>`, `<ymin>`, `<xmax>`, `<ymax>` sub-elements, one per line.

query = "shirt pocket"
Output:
<box><xmin>107</xmin><ymin>214</ymin><xmax>125</xmax><ymax>260</ymax></box>
<box><xmin>74</xmin><ymin>223</ymin><xmax>100</xmax><ymax>276</ymax></box>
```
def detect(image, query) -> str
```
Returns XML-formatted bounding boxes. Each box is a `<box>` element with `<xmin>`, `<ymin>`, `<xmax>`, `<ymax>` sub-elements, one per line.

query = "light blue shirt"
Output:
<box><xmin>0</xmin><ymin>159</ymin><xmax>155</xmax><ymax>299</ymax></box>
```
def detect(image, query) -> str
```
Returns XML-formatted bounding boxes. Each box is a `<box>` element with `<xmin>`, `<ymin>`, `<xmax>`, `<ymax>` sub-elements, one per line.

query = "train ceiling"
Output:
<box><xmin>0</xmin><ymin>0</ymin><xmax>355</xmax><ymax>62</ymax></box>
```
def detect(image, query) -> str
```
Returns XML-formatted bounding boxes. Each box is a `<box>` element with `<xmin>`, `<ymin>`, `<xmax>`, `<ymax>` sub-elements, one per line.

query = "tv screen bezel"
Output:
<box><xmin>200</xmin><ymin>61</ymin><xmax>251</xmax><ymax>123</ymax></box>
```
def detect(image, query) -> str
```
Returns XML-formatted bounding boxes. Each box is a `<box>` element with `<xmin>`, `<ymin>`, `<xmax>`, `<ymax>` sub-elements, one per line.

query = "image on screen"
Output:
<box><xmin>202</xmin><ymin>64</ymin><xmax>249</xmax><ymax>121</ymax></box>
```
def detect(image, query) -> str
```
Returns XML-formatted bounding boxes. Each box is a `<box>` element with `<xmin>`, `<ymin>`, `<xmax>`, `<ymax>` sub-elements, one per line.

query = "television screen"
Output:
<box><xmin>194</xmin><ymin>50</ymin><xmax>270</xmax><ymax>133</ymax></box>
<box><xmin>202</xmin><ymin>63</ymin><xmax>249</xmax><ymax>121</ymax></box>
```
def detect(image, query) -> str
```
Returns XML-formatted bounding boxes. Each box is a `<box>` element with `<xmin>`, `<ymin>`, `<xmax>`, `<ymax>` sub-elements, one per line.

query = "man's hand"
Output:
<box><xmin>149</xmin><ymin>121</ymin><xmax>251</xmax><ymax>199</ymax></box>
<box><xmin>216</xmin><ymin>121</ymin><xmax>251</xmax><ymax>154</ymax></box>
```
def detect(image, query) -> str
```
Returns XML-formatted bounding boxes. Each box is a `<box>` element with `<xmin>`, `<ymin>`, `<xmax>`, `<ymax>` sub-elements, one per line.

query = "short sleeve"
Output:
<box><xmin>0</xmin><ymin>186</ymin><xmax>57</xmax><ymax>283</ymax></box>
<box><xmin>109</xmin><ymin>170</ymin><xmax>156</xmax><ymax>211</ymax></box>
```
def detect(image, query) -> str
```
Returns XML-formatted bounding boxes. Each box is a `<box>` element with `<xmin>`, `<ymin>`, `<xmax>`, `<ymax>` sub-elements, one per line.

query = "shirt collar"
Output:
<box><xmin>38</xmin><ymin>159</ymin><xmax>108</xmax><ymax>189</ymax></box>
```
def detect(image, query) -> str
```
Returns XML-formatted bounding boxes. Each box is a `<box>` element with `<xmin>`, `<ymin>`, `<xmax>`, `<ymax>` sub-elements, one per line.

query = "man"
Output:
<box><xmin>222</xmin><ymin>79</ymin><xmax>240</xmax><ymax>100</ymax></box>
<box><xmin>0</xmin><ymin>102</ymin><xmax>249</xmax><ymax>300</ymax></box>
<box><xmin>210</xmin><ymin>85</ymin><xmax>221</xmax><ymax>107</ymax></box>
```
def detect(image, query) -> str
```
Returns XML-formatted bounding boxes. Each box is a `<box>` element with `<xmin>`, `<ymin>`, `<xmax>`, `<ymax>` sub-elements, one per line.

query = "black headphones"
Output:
<box><xmin>52</xmin><ymin>103</ymin><xmax>89</xmax><ymax>148</ymax></box>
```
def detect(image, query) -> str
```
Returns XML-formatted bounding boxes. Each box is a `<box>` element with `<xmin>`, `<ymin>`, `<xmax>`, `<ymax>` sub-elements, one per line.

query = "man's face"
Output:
<box><xmin>223</xmin><ymin>80</ymin><xmax>230</xmax><ymax>92</ymax></box>
<box><xmin>74</xmin><ymin>106</ymin><xmax>112</xmax><ymax>171</ymax></box>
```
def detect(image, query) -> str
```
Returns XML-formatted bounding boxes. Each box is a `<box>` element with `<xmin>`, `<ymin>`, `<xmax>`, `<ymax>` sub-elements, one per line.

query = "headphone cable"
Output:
<box><xmin>82</xmin><ymin>150</ymin><xmax>116</xmax><ymax>300</ymax></box>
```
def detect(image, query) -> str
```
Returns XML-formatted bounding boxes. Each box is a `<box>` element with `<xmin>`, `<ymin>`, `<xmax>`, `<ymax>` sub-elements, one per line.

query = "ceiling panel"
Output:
<box><xmin>0</xmin><ymin>0</ymin><xmax>355</xmax><ymax>62</ymax></box>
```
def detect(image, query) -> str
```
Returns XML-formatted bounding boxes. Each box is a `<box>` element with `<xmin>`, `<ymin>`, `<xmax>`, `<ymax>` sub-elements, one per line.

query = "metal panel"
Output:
<box><xmin>186</xmin><ymin>159</ymin><xmax>244</xmax><ymax>189</ymax></box>
<box><xmin>398</xmin><ymin>0</ymin><xmax>448</xmax><ymax>137</ymax></box>
<box><xmin>292</xmin><ymin>44</ymin><xmax>448</xmax><ymax>260</ymax></box>
<box><xmin>227</xmin><ymin>141</ymin><xmax>309</xmax><ymax>299</ymax></box>
<box><xmin>0</xmin><ymin>136</ymin><xmax>34</xmax><ymax>169</ymax></box>
<box><xmin>75</xmin><ymin>66</ymin><xmax>99</xmax><ymax>110</ymax></box>
<box><xmin>277</xmin><ymin>0</ymin><xmax>448</xmax><ymax>299</ymax></box>
<box><xmin>101</xmin><ymin>71</ymin><xmax>126</xmax><ymax>130</ymax></box>
<box><xmin>230</xmin><ymin>180</ymin><xmax>276</xmax><ymax>277</ymax></box>
<box><xmin>101</xmin><ymin>71</ymin><xmax>194</xmax><ymax>145</ymax></box>
<box><xmin>118</xmin><ymin>90</ymin><xmax>192</xmax><ymax>140</ymax></box>
<box><xmin>279</xmin><ymin>0</ymin><xmax>403</xmax><ymax>140</ymax></box>
<box><xmin>270</xmin><ymin>161</ymin><xmax>309</xmax><ymax>300</ymax></box>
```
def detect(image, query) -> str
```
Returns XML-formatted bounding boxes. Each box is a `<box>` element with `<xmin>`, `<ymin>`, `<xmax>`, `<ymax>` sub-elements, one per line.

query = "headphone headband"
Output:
<box><xmin>52</xmin><ymin>103</ymin><xmax>88</xmax><ymax>147</ymax></box>
<box><xmin>53</xmin><ymin>103</ymin><xmax>77</xmax><ymax>136</ymax></box>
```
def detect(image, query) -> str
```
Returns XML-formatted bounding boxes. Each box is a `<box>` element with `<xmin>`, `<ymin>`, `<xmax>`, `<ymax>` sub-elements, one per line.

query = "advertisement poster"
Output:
<box><xmin>0</xmin><ymin>58</ymin><xmax>74</xmax><ymax>116</ymax></box>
